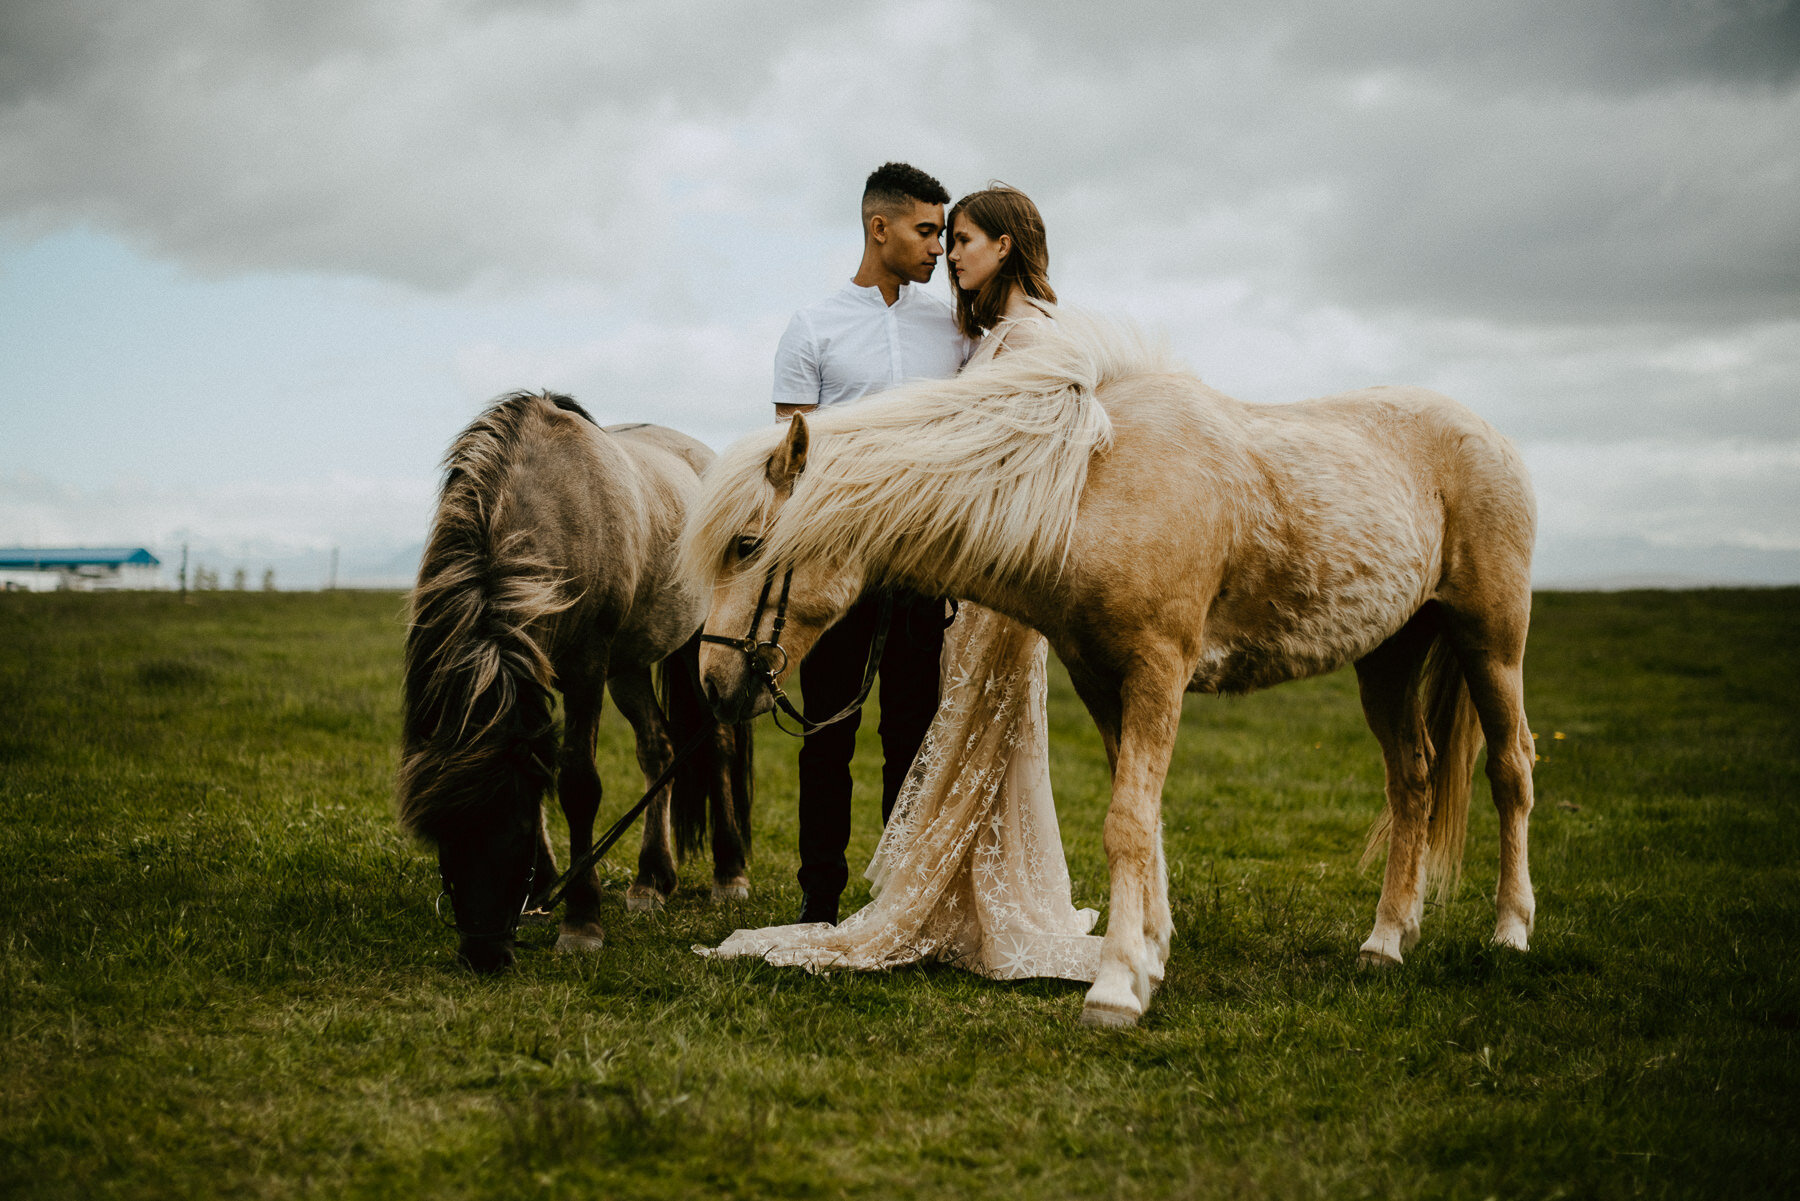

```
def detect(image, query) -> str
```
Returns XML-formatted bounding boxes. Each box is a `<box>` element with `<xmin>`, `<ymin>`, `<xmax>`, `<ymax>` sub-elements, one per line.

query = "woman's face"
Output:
<box><xmin>948</xmin><ymin>217</ymin><xmax>1008</xmax><ymax>294</ymax></box>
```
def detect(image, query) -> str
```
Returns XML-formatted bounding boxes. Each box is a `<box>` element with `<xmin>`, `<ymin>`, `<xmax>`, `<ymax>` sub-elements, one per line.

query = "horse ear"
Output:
<box><xmin>767</xmin><ymin>414</ymin><xmax>809</xmax><ymax>490</ymax></box>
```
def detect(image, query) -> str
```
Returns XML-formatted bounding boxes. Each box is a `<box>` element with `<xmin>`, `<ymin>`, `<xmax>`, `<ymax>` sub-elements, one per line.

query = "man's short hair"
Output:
<box><xmin>862</xmin><ymin>161</ymin><xmax>950</xmax><ymax>226</ymax></box>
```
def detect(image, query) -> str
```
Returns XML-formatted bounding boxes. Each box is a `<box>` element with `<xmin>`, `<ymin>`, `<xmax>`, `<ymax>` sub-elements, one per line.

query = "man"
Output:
<box><xmin>771</xmin><ymin>161</ymin><xmax>970</xmax><ymax>925</ymax></box>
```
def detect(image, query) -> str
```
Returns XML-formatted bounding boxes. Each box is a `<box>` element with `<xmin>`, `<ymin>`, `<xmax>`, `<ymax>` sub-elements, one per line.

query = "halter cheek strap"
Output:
<box><xmin>697</xmin><ymin>558</ymin><xmax>892</xmax><ymax>738</ymax></box>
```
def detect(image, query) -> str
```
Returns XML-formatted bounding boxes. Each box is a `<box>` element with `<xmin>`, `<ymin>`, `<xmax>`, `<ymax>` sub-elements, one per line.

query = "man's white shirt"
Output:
<box><xmin>772</xmin><ymin>280</ymin><xmax>971</xmax><ymax>409</ymax></box>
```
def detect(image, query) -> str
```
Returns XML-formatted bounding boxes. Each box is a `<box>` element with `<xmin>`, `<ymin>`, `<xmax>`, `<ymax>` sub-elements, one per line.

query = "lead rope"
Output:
<box><xmin>521</xmin><ymin>724</ymin><xmax>714</xmax><ymax>919</ymax></box>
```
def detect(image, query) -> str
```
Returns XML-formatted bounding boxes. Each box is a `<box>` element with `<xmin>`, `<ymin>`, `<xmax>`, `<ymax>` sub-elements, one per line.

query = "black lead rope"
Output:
<box><xmin>765</xmin><ymin>590</ymin><xmax>892</xmax><ymax>738</ymax></box>
<box><xmin>522</xmin><ymin>724</ymin><xmax>714</xmax><ymax>919</ymax></box>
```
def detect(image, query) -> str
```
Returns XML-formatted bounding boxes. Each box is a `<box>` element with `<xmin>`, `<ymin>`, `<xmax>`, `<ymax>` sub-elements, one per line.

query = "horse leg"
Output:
<box><xmin>1064</xmin><ymin>663</ymin><xmax>1122</xmax><ymax>776</ymax></box>
<box><xmin>1146</xmin><ymin>824</ymin><xmax>1171</xmax><ymax>987</ymax></box>
<box><xmin>1445</xmin><ymin>603</ymin><xmax>1537</xmax><ymax>952</ymax></box>
<box><xmin>613</xmin><ymin>668</ymin><xmax>679</xmax><ymax>911</ymax></box>
<box><xmin>1081</xmin><ymin>663</ymin><xmax>1186</xmax><ymax>1029</ymax></box>
<box><xmin>1069</xmin><ymin>663</ymin><xmax>1167</xmax><ymax>985</ymax></box>
<box><xmin>520</xmin><ymin>806</ymin><xmax>560</xmax><ymax>927</ymax></box>
<box><xmin>1353</xmin><ymin>614</ymin><xmax>1439</xmax><ymax>966</ymax></box>
<box><xmin>709</xmin><ymin>722</ymin><xmax>751</xmax><ymax>902</ymax></box>
<box><xmin>554</xmin><ymin>688</ymin><xmax>608</xmax><ymax>953</ymax></box>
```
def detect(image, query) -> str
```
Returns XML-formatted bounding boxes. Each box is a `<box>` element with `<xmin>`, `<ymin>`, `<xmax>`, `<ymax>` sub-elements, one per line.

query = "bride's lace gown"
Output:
<box><xmin>697</xmin><ymin>316</ymin><xmax>1104</xmax><ymax>982</ymax></box>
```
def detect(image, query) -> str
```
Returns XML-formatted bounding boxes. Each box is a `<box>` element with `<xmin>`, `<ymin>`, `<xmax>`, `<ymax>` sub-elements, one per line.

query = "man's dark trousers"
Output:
<box><xmin>795</xmin><ymin>591</ymin><xmax>945</xmax><ymax>904</ymax></box>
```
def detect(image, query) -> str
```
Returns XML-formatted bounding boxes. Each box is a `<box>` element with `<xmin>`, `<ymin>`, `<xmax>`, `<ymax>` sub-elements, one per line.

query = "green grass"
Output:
<box><xmin>1</xmin><ymin>588</ymin><xmax>1796</xmax><ymax>1199</ymax></box>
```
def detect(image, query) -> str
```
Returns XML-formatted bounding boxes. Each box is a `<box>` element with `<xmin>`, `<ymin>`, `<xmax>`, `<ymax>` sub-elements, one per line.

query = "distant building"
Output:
<box><xmin>0</xmin><ymin>548</ymin><xmax>163</xmax><ymax>592</ymax></box>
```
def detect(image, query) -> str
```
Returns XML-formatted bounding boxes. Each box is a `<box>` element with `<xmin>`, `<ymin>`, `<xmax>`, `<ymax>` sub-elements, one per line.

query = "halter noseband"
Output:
<box><xmin>696</xmin><ymin>535</ymin><xmax>890</xmax><ymax>738</ymax></box>
<box><xmin>435</xmin><ymin>854</ymin><xmax>537</xmax><ymax>945</ymax></box>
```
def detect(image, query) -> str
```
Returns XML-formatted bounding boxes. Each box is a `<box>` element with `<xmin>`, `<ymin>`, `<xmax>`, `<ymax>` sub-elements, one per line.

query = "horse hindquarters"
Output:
<box><xmin>1353</xmin><ymin>604</ymin><xmax>1483</xmax><ymax>965</ymax></box>
<box><xmin>1437</xmin><ymin>434</ymin><xmax>1539</xmax><ymax>952</ymax></box>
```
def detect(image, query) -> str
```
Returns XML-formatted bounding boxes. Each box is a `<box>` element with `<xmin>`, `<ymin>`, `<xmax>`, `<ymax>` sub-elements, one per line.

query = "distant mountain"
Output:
<box><xmin>1533</xmin><ymin>537</ymin><xmax>1800</xmax><ymax>591</ymax></box>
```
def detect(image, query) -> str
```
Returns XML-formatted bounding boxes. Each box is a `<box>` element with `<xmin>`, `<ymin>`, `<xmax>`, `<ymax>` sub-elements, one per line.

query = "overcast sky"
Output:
<box><xmin>3</xmin><ymin>0</ymin><xmax>1797</xmax><ymax>586</ymax></box>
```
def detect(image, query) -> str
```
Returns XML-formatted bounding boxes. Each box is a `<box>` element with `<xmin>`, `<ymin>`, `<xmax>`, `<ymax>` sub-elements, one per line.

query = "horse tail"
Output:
<box><xmin>396</xmin><ymin>394</ymin><xmax>578</xmax><ymax>842</ymax></box>
<box><xmin>658</xmin><ymin>634</ymin><xmax>755</xmax><ymax>862</ymax></box>
<box><xmin>1359</xmin><ymin>608</ymin><xmax>1485</xmax><ymax>901</ymax></box>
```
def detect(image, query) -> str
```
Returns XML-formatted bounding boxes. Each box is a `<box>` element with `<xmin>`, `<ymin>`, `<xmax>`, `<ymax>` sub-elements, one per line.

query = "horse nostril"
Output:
<box><xmin>704</xmin><ymin>678</ymin><xmax>722</xmax><ymax>708</ymax></box>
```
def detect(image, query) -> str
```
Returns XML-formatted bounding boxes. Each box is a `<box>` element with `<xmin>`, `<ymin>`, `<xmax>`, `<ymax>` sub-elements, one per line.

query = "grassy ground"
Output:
<box><xmin>1</xmin><ymin>588</ymin><xmax>1796</xmax><ymax>1199</ymax></box>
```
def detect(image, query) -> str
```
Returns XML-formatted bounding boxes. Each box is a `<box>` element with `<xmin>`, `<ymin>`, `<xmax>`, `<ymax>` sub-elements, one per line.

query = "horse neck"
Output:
<box><xmin>863</xmin><ymin>533</ymin><xmax>1040</xmax><ymax>628</ymax></box>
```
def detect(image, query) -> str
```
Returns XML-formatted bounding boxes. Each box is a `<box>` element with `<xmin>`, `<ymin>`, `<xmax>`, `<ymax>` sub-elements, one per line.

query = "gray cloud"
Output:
<box><xmin>2</xmin><ymin>0</ymin><xmax>1796</xmax><ymax>583</ymax></box>
<box><xmin>3</xmin><ymin>0</ymin><xmax>1795</xmax><ymax>327</ymax></box>
<box><xmin>1280</xmin><ymin>0</ymin><xmax>1800</xmax><ymax>94</ymax></box>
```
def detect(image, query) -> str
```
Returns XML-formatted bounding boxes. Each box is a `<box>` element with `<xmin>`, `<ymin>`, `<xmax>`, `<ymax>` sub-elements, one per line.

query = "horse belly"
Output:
<box><xmin>1192</xmin><ymin>529</ymin><xmax>1440</xmax><ymax>695</ymax></box>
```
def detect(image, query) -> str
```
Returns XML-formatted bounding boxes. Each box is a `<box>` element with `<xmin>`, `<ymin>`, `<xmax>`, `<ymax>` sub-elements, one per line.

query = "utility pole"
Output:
<box><xmin>179</xmin><ymin>543</ymin><xmax>188</xmax><ymax>600</ymax></box>
<box><xmin>327</xmin><ymin>547</ymin><xmax>339</xmax><ymax>592</ymax></box>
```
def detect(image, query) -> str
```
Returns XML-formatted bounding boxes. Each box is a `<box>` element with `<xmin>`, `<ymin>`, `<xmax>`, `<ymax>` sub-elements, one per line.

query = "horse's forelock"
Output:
<box><xmin>678</xmin><ymin>425</ymin><xmax>786</xmax><ymax>585</ymax></box>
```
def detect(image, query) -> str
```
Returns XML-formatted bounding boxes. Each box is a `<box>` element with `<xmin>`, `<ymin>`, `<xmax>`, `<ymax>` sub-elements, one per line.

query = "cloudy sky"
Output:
<box><xmin>3</xmin><ymin>0</ymin><xmax>1797</xmax><ymax>587</ymax></box>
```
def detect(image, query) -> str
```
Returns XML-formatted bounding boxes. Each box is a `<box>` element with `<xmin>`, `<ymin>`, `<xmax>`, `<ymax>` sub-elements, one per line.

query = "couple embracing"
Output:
<box><xmin>701</xmin><ymin>162</ymin><xmax>1103</xmax><ymax>982</ymax></box>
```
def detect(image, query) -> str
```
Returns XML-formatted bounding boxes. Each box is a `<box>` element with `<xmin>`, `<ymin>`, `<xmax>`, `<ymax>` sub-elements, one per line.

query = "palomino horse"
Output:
<box><xmin>398</xmin><ymin>392</ymin><xmax>753</xmax><ymax>972</ymax></box>
<box><xmin>683</xmin><ymin>315</ymin><xmax>1538</xmax><ymax>1027</ymax></box>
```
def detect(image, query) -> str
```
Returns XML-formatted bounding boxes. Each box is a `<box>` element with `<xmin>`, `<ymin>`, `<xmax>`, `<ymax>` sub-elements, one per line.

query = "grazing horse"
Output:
<box><xmin>682</xmin><ymin>314</ymin><xmax>1538</xmax><ymax>1027</ymax></box>
<box><xmin>398</xmin><ymin>392</ymin><xmax>753</xmax><ymax>973</ymax></box>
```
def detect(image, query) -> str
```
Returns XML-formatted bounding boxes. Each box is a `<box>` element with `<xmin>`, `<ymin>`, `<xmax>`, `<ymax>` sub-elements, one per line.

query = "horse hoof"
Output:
<box><xmin>624</xmin><ymin>888</ymin><xmax>666</xmax><ymax>913</ymax></box>
<box><xmin>1079</xmin><ymin>1001</ymin><xmax>1141</xmax><ymax>1029</ymax></box>
<box><xmin>1080</xmin><ymin>976</ymin><xmax>1144</xmax><ymax>1029</ymax></box>
<box><xmin>554</xmin><ymin>931</ymin><xmax>605</xmax><ymax>954</ymax></box>
<box><xmin>1492</xmin><ymin>921</ymin><xmax>1531</xmax><ymax>953</ymax></box>
<box><xmin>1357</xmin><ymin>947</ymin><xmax>1404</xmax><ymax>969</ymax></box>
<box><xmin>710</xmin><ymin>879</ymin><xmax>750</xmax><ymax>904</ymax></box>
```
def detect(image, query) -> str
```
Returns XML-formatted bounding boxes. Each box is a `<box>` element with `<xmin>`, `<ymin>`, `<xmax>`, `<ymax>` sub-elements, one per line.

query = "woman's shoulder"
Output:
<box><xmin>992</xmin><ymin>303</ymin><xmax>1056</xmax><ymax>351</ymax></box>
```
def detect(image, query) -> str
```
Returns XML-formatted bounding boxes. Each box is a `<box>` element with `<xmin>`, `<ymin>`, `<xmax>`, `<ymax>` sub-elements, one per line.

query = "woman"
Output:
<box><xmin>699</xmin><ymin>185</ymin><xmax>1103</xmax><ymax>982</ymax></box>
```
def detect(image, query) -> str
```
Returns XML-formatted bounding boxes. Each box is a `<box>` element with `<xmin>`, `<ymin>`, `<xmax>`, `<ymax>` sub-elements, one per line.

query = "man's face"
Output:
<box><xmin>876</xmin><ymin>199</ymin><xmax>946</xmax><ymax>284</ymax></box>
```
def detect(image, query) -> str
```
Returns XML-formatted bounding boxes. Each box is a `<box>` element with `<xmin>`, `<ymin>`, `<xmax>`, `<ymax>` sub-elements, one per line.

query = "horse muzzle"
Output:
<box><xmin>457</xmin><ymin>933</ymin><xmax>516</xmax><ymax>974</ymax></box>
<box><xmin>701</xmin><ymin>665</ymin><xmax>774</xmax><ymax>724</ymax></box>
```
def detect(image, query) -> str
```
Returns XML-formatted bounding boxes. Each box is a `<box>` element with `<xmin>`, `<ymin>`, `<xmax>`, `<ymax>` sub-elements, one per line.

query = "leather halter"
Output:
<box><xmin>435</xmin><ymin>855</ymin><xmax>537</xmax><ymax>945</ymax></box>
<box><xmin>696</xmin><ymin>535</ymin><xmax>892</xmax><ymax>738</ymax></box>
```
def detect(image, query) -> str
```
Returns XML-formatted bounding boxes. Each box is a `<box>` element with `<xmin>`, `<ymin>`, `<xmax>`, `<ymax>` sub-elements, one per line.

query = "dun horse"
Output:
<box><xmin>684</xmin><ymin>315</ymin><xmax>1539</xmax><ymax>1027</ymax></box>
<box><xmin>399</xmin><ymin>392</ymin><xmax>752</xmax><ymax>972</ymax></box>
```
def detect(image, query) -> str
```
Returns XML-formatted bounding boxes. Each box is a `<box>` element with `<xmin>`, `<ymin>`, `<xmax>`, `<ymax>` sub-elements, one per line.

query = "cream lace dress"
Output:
<box><xmin>696</xmin><ymin>316</ymin><xmax>1103</xmax><ymax>982</ymax></box>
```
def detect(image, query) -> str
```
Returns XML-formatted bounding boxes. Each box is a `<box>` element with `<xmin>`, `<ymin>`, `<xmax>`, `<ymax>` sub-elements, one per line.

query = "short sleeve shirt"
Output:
<box><xmin>772</xmin><ymin>281</ymin><xmax>971</xmax><ymax>409</ymax></box>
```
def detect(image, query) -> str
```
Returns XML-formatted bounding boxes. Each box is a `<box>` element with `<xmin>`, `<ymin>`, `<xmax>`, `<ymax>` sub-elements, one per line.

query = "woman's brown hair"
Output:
<box><xmin>948</xmin><ymin>183</ymin><xmax>1056</xmax><ymax>340</ymax></box>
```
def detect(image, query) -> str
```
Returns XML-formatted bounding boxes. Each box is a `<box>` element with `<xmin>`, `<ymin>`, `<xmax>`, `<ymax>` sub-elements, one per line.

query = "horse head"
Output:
<box><xmin>432</xmin><ymin>794</ymin><xmax>543</xmax><ymax>973</ymax></box>
<box><xmin>690</xmin><ymin>415</ymin><xmax>865</xmax><ymax>723</ymax></box>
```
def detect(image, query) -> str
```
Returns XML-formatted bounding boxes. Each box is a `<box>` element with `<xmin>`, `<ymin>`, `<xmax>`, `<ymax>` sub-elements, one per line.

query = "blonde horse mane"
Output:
<box><xmin>682</xmin><ymin>311</ymin><xmax>1172</xmax><ymax>594</ymax></box>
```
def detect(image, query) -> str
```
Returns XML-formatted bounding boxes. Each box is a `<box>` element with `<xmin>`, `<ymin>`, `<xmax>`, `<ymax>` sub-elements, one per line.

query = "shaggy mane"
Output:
<box><xmin>680</xmin><ymin>311</ymin><xmax>1172</xmax><ymax>595</ymax></box>
<box><xmin>396</xmin><ymin>392</ymin><xmax>577</xmax><ymax>839</ymax></box>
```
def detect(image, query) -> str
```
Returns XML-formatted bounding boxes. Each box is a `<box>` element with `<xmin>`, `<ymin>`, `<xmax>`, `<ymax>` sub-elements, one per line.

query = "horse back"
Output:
<box><xmin>1062</xmin><ymin>380</ymin><xmax>1532</xmax><ymax>695</ymax></box>
<box><xmin>490</xmin><ymin>406</ymin><xmax>713</xmax><ymax>683</ymax></box>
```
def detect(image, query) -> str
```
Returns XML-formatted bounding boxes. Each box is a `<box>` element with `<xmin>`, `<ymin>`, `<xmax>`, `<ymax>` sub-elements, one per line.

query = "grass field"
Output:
<box><xmin>2</xmin><ymin>588</ymin><xmax>1797</xmax><ymax>1199</ymax></box>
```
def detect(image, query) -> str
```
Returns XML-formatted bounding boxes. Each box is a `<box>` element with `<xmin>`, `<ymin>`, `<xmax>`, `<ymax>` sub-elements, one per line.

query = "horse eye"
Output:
<box><xmin>734</xmin><ymin>536</ymin><xmax>763</xmax><ymax>560</ymax></box>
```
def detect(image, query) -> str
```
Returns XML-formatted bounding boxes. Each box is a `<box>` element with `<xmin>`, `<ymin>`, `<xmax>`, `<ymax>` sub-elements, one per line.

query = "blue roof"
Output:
<box><xmin>0</xmin><ymin>547</ymin><xmax>161</xmax><ymax>568</ymax></box>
